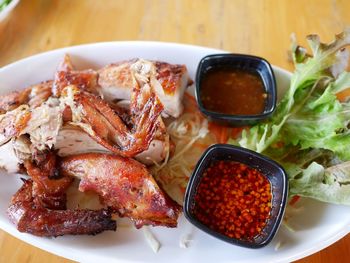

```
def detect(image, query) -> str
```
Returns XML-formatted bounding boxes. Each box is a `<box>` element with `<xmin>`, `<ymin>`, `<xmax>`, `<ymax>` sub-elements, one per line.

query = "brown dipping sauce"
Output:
<box><xmin>200</xmin><ymin>68</ymin><xmax>266</xmax><ymax>115</ymax></box>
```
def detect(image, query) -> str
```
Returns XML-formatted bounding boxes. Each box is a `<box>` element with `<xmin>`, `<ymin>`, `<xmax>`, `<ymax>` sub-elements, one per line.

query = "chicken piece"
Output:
<box><xmin>27</xmin><ymin>81</ymin><xmax>53</xmax><ymax>108</ymax></box>
<box><xmin>98</xmin><ymin>59</ymin><xmax>191</xmax><ymax>118</ymax></box>
<box><xmin>107</xmin><ymin>100</ymin><xmax>170</xmax><ymax>165</ymax></box>
<box><xmin>55</xmin><ymin>125</ymin><xmax>168</xmax><ymax>165</ymax></box>
<box><xmin>0</xmin><ymin>140</ymin><xmax>21</xmax><ymax>173</ymax></box>
<box><xmin>0</xmin><ymin>96</ymin><xmax>63</xmax><ymax>150</ymax></box>
<box><xmin>53</xmin><ymin>54</ymin><xmax>98</xmax><ymax>97</ymax></box>
<box><xmin>23</xmin><ymin>97</ymin><xmax>63</xmax><ymax>151</ymax></box>
<box><xmin>53</xmin><ymin>56</ymin><xmax>170</xmax><ymax>163</ymax></box>
<box><xmin>0</xmin><ymin>105</ymin><xmax>31</xmax><ymax>146</ymax></box>
<box><xmin>7</xmin><ymin>179</ymin><xmax>116</xmax><ymax>237</ymax></box>
<box><xmin>0</xmin><ymin>80</ymin><xmax>52</xmax><ymax>114</ymax></box>
<box><xmin>61</xmin><ymin>85</ymin><xmax>163</xmax><ymax>157</ymax></box>
<box><xmin>59</xmin><ymin>153</ymin><xmax>181</xmax><ymax>228</ymax></box>
<box><xmin>0</xmin><ymin>81</ymin><xmax>55</xmax><ymax>147</ymax></box>
<box><xmin>61</xmin><ymin>60</ymin><xmax>164</xmax><ymax>158</ymax></box>
<box><xmin>24</xmin><ymin>151</ymin><xmax>73</xmax><ymax>210</ymax></box>
<box><xmin>0</xmin><ymin>89</ymin><xmax>31</xmax><ymax>114</ymax></box>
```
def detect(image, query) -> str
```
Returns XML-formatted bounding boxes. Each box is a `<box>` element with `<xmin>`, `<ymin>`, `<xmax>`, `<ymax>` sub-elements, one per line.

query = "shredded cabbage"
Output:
<box><xmin>151</xmin><ymin>110</ymin><xmax>212</xmax><ymax>204</ymax></box>
<box><xmin>142</xmin><ymin>226</ymin><xmax>161</xmax><ymax>253</ymax></box>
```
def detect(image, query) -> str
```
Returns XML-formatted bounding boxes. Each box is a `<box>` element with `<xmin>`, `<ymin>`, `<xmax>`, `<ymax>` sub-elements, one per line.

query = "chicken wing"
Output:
<box><xmin>61</xmin><ymin>60</ymin><xmax>164</xmax><ymax>158</ymax></box>
<box><xmin>7</xmin><ymin>179</ymin><xmax>116</xmax><ymax>237</ymax></box>
<box><xmin>59</xmin><ymin>153</ymin><xmax>181</xmax><ymax>228</ymax></box>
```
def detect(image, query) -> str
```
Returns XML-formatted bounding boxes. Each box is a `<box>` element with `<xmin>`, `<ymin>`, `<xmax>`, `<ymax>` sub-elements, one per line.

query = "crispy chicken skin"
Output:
<box><xmin>59</xmin><ymin>153</ymin><xmax>181</xmax><ymax>228</ymax></box>
<box><xmin>62</xmin><ymin>84</ymin><xmax>163</xmax><ymax>157</ymax></box>
<box><xmin>24</xmin><ymin>151</ymin><xmax>73</xmax><ymax>210</ymax></box>
<box><xmin>61</xmin><ymin>60</ymin><xmax>164</xmax><ymax>158</ymax></box>
<box><xmin>7</xmin><ymin>152</ymin><xmax>116</xmax><ymax>237</ymax></box>
<box><xmin>0</xmin><ymin>105</ymin><xmax>31</xmax><ymax>146</ymax></box>
<box><xmin>0</xmin><ymin>90</ymin><xmax>31</xmax><ymax>114</ymax></box>
<box><xmin>53</xmin><ymin>54</ymin><xmax>98</xmax><ymax>97</ymax></box>
<box><xmin>0</xmin><ymin>80</ymin><xmax>52</xmax><ymax>114</ymax></box>
<box><xmin>98</xmin><ymin>59</ymin><xmax>191</xmax><ymax>118</ymax></box>
<box><xmin>53</xmin><ymin>70</ymin><xmax>98</xmax><ymax>97</ymax></box>
<box><xmin>0</xmin><ymin>81</ymin><xmax>54</xmax><ymax>146</ymax></box>
<box><xmin>7</xmin><ymin>179</ymin><xmax>116</xmax><ymax>237</ymax></box>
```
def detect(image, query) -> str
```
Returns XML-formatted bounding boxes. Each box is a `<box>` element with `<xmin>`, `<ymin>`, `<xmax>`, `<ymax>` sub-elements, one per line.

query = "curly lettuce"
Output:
<box><xmin>237</xmin><ymin>29</ymin><xmax>350</xmax><ymax>205</ymax></box>
<box><xmin>239</xmin><ymin>29</ymin><xmax>350</xmax><ymax>155</ymax></box>
<box><xmin>288</xmin><ymin>161</ymin><xmax>350</xmax><ymax>205</ymax></box>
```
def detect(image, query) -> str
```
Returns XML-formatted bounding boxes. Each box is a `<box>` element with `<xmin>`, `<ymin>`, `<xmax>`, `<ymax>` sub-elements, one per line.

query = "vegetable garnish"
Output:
<box><xmin>237</xmin><ymin>29</ymin><xmax>350</xmax><ymax>205</ymax></box>
<box><xmin>0</xmin><ymin>0</ymin><xmax>12</xmax><ymax>11</ymax></box>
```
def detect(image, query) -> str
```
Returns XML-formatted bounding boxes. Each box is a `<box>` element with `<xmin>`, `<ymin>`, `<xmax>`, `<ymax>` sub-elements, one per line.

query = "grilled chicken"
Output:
<box><xmin>53</xmin><ymin>54</ymin><xmax>98</xmax><ymax>97</ymax></box>
<box><xmin>56</xmin><ymin>125</ymin><xmax>168</xmax><ymax>165</ymax></box>
<box><xmin>60</xmin><ymin>153</ymin><xmax>181</xmax><ymax>228</ymax></box>
<box><xmin>0</xmin><ymin>56</ymin><xmax>173</xmax><ymax>163</ymax></box>
<box><xmin>7</xmin><ymin>179</ymin><xmax>116</xmax><ymax>237</ymax></box>
<box><xmin>0</xmin><ymin>97</ymin><xmax>63</xmax><ymax>150</ymax></box>
<box><xmin>98</xmin><ymin>59</ymin><xmax>191</xmax><ymax>118</ymax></box>
<box><xmin>0</xmin><ymin>105</ymin><xmax>31</xmax><ymax>146</ymax></box>
<box><xmin>60</xmin><ymin>59</ymin><xmax>164</xmax><ymax>158</ymax></box>
<box><xmin>0</xmin><ymin>80</ymin><xmax>52</xmax><ymax>114</ymax></box>
<box><xmin>3</xmin><ymin>55</ymin><xmax>184</xmax><ymax>237</ymax></box>
<box><xmin>24</xmin><ymin>151</ymin><xmax>73</xmax><ymax>210</ymax></box>
<box><xmin>7</xmin><ymin>151</ymin><xmax>116</xmax><ymax>237</ymax></box>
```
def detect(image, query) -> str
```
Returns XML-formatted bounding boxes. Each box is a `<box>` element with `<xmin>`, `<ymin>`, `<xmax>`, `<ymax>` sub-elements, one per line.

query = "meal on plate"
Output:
<box><xmin>1</xmin><ymin>30</ymin><xmax>350</xmax><ymax>249</ymax></box>
<box><xmin>1</xmin><ymin>56</ymin><xmax>202</xmax><ymax>236</ymax></box>
<box><xmin>0</xmin><ymin>53</ymin><xmax>217</xmax><ymax>239</ymax></box>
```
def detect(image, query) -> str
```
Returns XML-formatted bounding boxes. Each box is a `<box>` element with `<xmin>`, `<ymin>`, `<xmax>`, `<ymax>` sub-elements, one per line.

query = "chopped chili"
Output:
<box><xmin>193</xmin><ymin>160</ymin><xmax>272</xmax><ymax>240</ymax></box>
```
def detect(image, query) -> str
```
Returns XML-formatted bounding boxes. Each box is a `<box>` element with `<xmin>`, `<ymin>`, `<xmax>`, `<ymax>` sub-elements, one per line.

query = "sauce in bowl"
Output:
<box><xmin>199</xmin><ymin>68</ymin><xmax>266</xmax><ymax>115</ymax></box>
<box><xmin>193</xmin><ymin>160</ymin><xmax>272</xmax><ymax>240</ymax></box>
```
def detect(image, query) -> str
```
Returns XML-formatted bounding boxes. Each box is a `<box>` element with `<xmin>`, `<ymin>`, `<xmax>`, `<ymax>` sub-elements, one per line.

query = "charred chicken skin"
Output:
<box><xmin>60</xmin><ymin>153</ymin><xmax>181</xmax><ymax>228</ymax></box>
<box><xmin>0</xmin><ymin>80</ymin><xmax>52</xmax><ymax>114</ymax></box>
<box><xmin>24</xmin><ymin>151</ymin><xmax>73</xmax><ymax>210</ymax></box>
<box><xmin>7</xmin><ymin>151</ymin><xmax>116</xmax><ymax>237</ymax></box>
<box><xmin>59</xmin><ymin>59</ymin><xmax>164</xmax><ymax>158</ymax></box>
<box><xmin>52</xmin><ymin>54</ymin><xmax>99</xmax><ymax>97</ymax></box>
<box><xmin>7</xmin><ymin>180</ymin><xmax>116</xmax><ymax>237</ymax></box>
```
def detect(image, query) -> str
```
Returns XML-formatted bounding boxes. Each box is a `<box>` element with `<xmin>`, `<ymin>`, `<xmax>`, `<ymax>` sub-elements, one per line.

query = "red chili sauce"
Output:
<box><xmin>193</xmin><ymin>160</ymin><xmax>272</xmax><ymax>240</ymax></box>
<box><xmin>200</xmin><ymin>68</ymin><xmax>266</xmax><ymax>115</ymax></box>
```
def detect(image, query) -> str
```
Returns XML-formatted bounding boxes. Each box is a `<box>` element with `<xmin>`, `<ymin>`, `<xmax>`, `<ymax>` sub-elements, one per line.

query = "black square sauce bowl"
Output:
<box><xmin>183</xmin><ymin>144</ymin><xmax>288</xmax><ymax>248</ymax></box>
<box><xmin>195</xmin><ymin>54</ymin><xmax>277</xmax><ymax>126</ymax></box>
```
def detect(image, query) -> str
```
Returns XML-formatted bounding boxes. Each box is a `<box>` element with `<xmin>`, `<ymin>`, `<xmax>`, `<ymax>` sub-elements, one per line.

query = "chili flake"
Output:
<box><xmin>193</xmin><ymin>160</ymin><xmax>272</xmax><ymax>240</ymax></box>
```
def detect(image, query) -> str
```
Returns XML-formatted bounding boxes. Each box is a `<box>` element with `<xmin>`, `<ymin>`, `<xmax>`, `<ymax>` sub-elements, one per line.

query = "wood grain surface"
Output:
<box><xmin>0</xmin><ymin>0</ymin><xmax>350</xmax><ymax>262</ymax></box>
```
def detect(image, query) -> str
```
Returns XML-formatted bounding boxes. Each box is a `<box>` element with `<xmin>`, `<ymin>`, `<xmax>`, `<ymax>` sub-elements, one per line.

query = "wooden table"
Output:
<box><xmin>0</xmin><ymin>0</ymin><xmax>349</xmax><ymax>262</ymax></box>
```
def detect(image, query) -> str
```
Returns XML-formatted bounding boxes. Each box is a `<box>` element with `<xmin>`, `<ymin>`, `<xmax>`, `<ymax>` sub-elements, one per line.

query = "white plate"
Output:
<box><xmin>0</xmin><ymin>0</ymin><xmax>19</xmax><ymax>21</ymax></box>
<box><xmin>0</xmin><ymin>42</ymin><xmax>349</xmax><ymax>263</ymax></box>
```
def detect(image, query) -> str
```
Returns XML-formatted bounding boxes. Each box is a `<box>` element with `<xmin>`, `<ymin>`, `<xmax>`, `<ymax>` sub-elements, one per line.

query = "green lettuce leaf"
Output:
<box><xmin>236</xmin><ymin>30</ymin><xmax>350</xmax><ymax>205</ymax></box>
<box><xmin>0</xmin><ymin>0</ymin><xmax>12</xmax><ymax>11</ymax></box>
<box><xmin>282</xmin><ymin>76</ymin><xmax>350</xmax><ymax>160</ymax></box>
<box><xmin>239</xmin><ymin>29</ymin><xmax>350</xmax><ymax>154</ymax></box>
<box><xmin>289</xmin><ymin>161</ymin><xmax>350</xmax><ymax>205</ymax></box>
